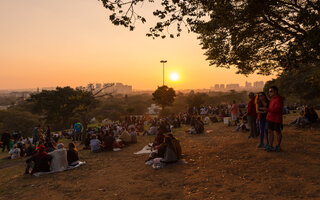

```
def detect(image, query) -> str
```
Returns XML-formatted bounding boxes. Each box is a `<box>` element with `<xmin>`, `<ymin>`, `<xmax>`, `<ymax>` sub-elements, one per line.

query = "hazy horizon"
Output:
<box><xmin>0</xmin><ymin>0</ymin><xmax>275</xmax><ymax>91</ymax></box>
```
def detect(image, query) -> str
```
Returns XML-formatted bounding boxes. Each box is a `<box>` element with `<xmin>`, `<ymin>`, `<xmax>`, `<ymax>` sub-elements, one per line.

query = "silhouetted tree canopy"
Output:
<box><xmin>152</xmin><ymin>85</ymin><xmax>176</xmax><ymax>110</ymax></box>
<box><xmin>100</xmin><ymin>0</ymin><xmax>320</xmax><ymax>75</ymax></box>
<box><xmin>29</xmin><ymin>87</ymin><xmax>98</xmax><ymax>130</ymax></box>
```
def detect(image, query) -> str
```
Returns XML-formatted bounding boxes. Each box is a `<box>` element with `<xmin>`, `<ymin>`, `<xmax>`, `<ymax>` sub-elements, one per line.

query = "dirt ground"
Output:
<box><xmin>0</xmin><ymin>114</ymin><xmax>319</xmax><ymax>200</ymax></box>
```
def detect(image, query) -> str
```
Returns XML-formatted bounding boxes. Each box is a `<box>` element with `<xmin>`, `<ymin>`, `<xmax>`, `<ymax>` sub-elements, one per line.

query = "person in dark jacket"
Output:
<box><xmin>265</xmin><ymin>86</ymin><xmax>284</xmax><ymax>152</ymax></box>
<box><xmin>102</xmin><ymin>133</ymin><xmax>115</xmax><ymax>151</ymax></box>
<box><xmin>1</xmin><ymin>130</ymin><xmax>11</xmax><ymax>152</ymax></box>
<box><xmin>247</xmin><ymin>92</ymin><xmax>257</xmax><ymax>138</ymax></box>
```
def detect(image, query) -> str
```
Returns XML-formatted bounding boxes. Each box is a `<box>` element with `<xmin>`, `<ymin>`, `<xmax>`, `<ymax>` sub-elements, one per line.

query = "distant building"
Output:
<box><xmin>96</xmin><ymin>83</ymin><xmax>102</xmax><ymax>90</ymax></box>
<box><xmin>76</xmin><ymin>86</ymin><xmax>86</xmax><ymax>91</ymax></box>
<box><xmin>226</xmin><ymin>84</ymin><xmax>240</xmax><ymax>90</ymax></box>
<box><xmin>219</xmin><ymin>84</ymin><xmax>225</xmax><ymax>90</ymax></box>
<box><xmin>114</xmin><ymin>83</ymin><xmax>132</xmax><ymax>94</ymax></box>
<box><xmin>245</xmin><ymin>81</ymin><xmax>252</xmax><ymax>89</ymax></box>
<box><xmin>214</xmin><ymin>84</ymin><xmax>220</xmax><ymax>90</ymax></box>
<box><xmin>42</xmin><ymin>87</ymin><xmax>55</xmax><ymax>91</ymax></box>
<box><xmin>253</xmin><ymin>81</ymin><xmax>264</xmax><ymax>89</ymax></box>
<box><xmin>87</xmin><ymin>83</ymin><xmax>94</xmax><ymax>91</ymax></box>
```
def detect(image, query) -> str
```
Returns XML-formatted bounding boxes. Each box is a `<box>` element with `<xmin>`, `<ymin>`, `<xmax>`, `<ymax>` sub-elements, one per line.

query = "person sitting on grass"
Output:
<box><xmin>153</xmin><ymin>129</ymin><xmax>165</xmax><ymax>147</ymax></box>
<box><xmin>9</xmin><ymin>144</ymin><xmax>21</xmax><ymax>159</ymax></box>
<box><xmin>168</xmin><ymin>134</ymin><xmax>182</xmax><ymax>159</ymax></box>
<box><xmin>143</xmin><ymin>124</ymin><xmax>157</xmax><ymax>136</ymax></box>
<box><xmin>25</xmin><ymin>141</ymin><xmax>36</xmax><ymax>156</ymax></box>
<box><xmin>195</xmin><ymin>117</ymin><xmax>205</xmax><ymax>134</ymax></box>
<box><xmin>25</xmin><ymin>145</ymin><xmax>52</xmax><ymax>174</ymax></box>
<box><xmin>84</xmin><ymin>134</ymin><xmax>91</xmax><ymax>150</ymax></box>
<box><xmin>146</xmin><ymin>136</ymin><xmax>178</xmax><ymax>164</ymax></box>
<box><xmin>67</xmin><ymin>142</ymin><xmax>79</xmax><ymax>166</ymax></box>
<box><xmin>119</xmin><ymin>128</ymin><xmax>131</xmax><ymax>145</ymax></box>
<box><xmin>289</xmin><ymin>105</ymin><xmax>318</xmax><ymax>127</ymax></box>
<box><xmin>102</xmin><ymin>132</ymin><xmax>115</xmax><ymax>151</ymax></box>
<box><xmin>48</xmin><ymin>143</ymin><xmax>68</xmax><ymax>172</ymax></box>
<box><xmin>129</xmin><ymin>127</ymin><xmax>137</xmax><ymax>144</ymax></box>
<box><xmin>90</xmin><ymin>135</ymin><xmax>102</xmax><ymax>153</ymax></box>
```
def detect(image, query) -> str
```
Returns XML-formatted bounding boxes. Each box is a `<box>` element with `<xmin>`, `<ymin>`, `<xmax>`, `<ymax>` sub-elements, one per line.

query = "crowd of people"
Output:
<box><xmin>1</xmin><ymin>85</ymin><xmax>319</xmax><ymax>174</ymax></box>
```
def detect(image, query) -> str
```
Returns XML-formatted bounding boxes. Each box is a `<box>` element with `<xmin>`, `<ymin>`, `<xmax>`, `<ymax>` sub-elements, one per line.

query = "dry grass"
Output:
<box><xmin>0</xmin><ymin>114</ymin><xmax>320</xmax><ymax>200</ymax></box>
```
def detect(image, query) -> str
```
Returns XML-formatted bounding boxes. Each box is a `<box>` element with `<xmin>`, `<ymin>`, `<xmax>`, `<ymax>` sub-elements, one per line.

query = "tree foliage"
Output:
<box><xmin>186</xmin><ymin>91</ymin><xmax>208</xmax><ymax>109</ymax></box>
<box><xmin>152</xmin><ymin>85</ymin><xmax>176</xmax><ymax>110</ymax></box>
<box><xmin>100</xmin><ymin>0</ymin><xmax>320</xmax><ymax>75</ymax></box>
<box><xmin>0</xmin><ymin>109</ymin><xmax>40</xmax><ymax>136</ymax></box>
<box><xmin>264</xmin><ymin>63</ymin><xmax>320</xmax><ymax>105</ymax></box>
<box><xmin>28</xmin><ymin>87</ymin><xmax>98</xmax><ymax>130</ymax></box>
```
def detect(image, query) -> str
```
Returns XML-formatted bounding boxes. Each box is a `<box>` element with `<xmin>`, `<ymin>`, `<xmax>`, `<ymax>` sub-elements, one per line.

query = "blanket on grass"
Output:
<box><xmin>134</xmin><ymin>143</ymin><xmax>154</xmax><ymax>154</ymax></box>
<box><xmin>33</xmin><ymin>161</ymin><xmax>86</xmax><ymax>177</ymax></box>
<box><xmin>145</xmin><ymin>158</ymin><xmax>188</xmax><ymax>169</ymax></box>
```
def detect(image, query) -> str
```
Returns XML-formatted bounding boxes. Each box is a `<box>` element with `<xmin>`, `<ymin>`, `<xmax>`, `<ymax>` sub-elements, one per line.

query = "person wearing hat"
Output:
<box><xmin>247</xmin><ymin>92</ymin><xmax>257</xmax><ymax>138</ymax></box>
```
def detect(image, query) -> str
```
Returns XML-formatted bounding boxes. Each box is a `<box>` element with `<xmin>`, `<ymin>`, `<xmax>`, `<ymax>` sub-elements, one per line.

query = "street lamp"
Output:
<box><xmin>160</xmin><ymin>60</ymin><xmax>167</xmax><ymax>86</ymax></box>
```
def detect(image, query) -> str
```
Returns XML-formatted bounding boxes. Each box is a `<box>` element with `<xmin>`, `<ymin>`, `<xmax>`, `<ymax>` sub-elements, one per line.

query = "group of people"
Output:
<box><xmin>242</xmin><ymin>86</ymin><xmax>285</xmax><ymax>152</ymax></box>
<box><xmin>25</xmin><ymin>142</ymin><xmax>80</xmax><ymax>174</ymax></box>
<box><xmin>289</xmin><ymin>105</ymin><xmax>318</xmax><ymax>127</ymax></box>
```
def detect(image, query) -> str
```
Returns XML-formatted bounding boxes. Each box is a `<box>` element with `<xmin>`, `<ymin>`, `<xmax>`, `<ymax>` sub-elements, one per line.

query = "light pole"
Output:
<box><xmin>160</xmin><ymin>60</ymin><xmax>167</xmax><ymax>86</ymax></box>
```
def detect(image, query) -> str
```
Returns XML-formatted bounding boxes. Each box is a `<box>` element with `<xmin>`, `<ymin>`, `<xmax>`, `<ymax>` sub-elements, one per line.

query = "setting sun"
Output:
<box><xmin>170</xmin><ymin>72</ymin><xmax>180</xmax><ymax>82</ymax></box>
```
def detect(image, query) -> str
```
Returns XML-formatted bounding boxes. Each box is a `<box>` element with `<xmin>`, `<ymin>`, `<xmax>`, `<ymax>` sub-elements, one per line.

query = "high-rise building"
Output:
<box><xmin>253</xmin><ymin>81</ymin><xmax>264</xmax><ymax>88</ymax></box>
<box><xmin>245</xmin><ymin>81</ymin><xmax>252</xmax><ymax>89</ymax></box>
<box><xmin>226</xmin><ymin>84</ymin><xmax>240</xmax><ymax>90</ymax></box>
<box><xmin>96</xmin><ymin>83</ymin><xmax>102</xmax><ymax>90</ymax></box>
<box><xmin>87</xmin><ymin>83</ymin><xmax>94</xmax><ymax>91</ymax></box>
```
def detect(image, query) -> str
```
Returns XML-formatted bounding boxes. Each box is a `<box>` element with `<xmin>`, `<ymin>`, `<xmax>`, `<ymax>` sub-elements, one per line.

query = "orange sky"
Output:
<box><xmin>0</xmin><ymin>0</ymin><xmax>275</xmax><ymax>91</ymax></box>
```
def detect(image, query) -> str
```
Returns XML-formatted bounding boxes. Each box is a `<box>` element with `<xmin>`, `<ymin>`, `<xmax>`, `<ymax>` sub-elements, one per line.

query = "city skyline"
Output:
<box><xmin>0</xmin><ymin>0</ymin><xmax>275</xmax><ymax>91</ymax></box>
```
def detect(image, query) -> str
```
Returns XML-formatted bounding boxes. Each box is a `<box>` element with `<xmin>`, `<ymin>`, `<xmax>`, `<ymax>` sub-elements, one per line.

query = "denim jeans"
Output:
<box><xmin>259</xmin><ymin>119</ymin><xmax>269</xmax><ymax>145</ymax></box>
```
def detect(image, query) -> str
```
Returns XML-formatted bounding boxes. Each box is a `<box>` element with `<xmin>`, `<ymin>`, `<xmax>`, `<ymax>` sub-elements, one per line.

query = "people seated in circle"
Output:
<box><xmin>186</xmin><ymin>117</ymin><xmax>204</xmax><ymax>134</ymax></box>
<box><xmin>67</xmin><ymin>142</ymin><xmax>79</xmax><ymax>166</ymax></box>
<box><xmin>146</xmin><ymin>135</ymin><xmax>181</xmax><ymax>163</ymax></box>
<box><xmin>289</xmin><ymin>105</ymin><xmax>318</xmax><ymax>127</ymax></box>
<box><xmin>48</xmin><ymin>143</ymin><xmax>68</xmax><ymax>172</ymax></box>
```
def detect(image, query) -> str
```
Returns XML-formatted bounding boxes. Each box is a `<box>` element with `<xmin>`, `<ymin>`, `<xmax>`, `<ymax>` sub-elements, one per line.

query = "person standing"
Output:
<box><xmin>265</xmin><ymin>86</ymin><xmax>284</xmax><ymax>152</ymax></box>
<box><xmin>32</xmin><ymin>125</ymin><xmax>40</xmax><ymax>145</ymax></box>
<box><xmin>1</xmin><ymin>130</ymin><xmax>11</xmax><ymax>152</ymax></box>
<box><xmin>45</xmin><ymin>125</ymin><xmax>51</xmax><ymax>143</ymax></box>
<box><xmin>247</xmin><ymin>92</ymin><xmax>257</xmax><ymax>138</ymax></box>
<box><xmin>231</xmin><ymin>100</ymin><xmax>240</xmax><ymax>125</ymax></box>
<box><xmin>256</xmin><ymin>92</ymin><xmax>269</xmax><ymax>148</ymax></box>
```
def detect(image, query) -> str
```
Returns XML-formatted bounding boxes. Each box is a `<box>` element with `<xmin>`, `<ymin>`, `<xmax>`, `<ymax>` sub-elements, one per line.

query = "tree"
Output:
<box><xmin>152</xmin><ymin>85</ymin><xmax>176</xmax><ymax>113</ymax></box>
<box><xmin>186</xmin><ymin>92</ymin><xmax>208</xmax><ymax>109</ymax></box>
<box><xmin>29</xmin><ymin>87</ymin><xmax>98</xmax><ymax>130</ymax></box>
<box><xmin>100</xmin><ymin>0</ymin><xmax>320</xmax><ymax>75</ymax></box>
<box><xmin>0</xmin><ymin>109</ymin><xmax>40</xmax><ymax>137</ymax></box>
<box><xmin>264</xmin><ymin>64</ymin><xmax>320</xmax><ymax>105</ymax></box>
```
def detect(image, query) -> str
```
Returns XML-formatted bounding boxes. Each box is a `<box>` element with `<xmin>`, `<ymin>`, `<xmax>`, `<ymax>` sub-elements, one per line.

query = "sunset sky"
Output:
<box><xmin>0</xmin><ymin>0</ymin><xmax>275</xmax><ymax>91</ymax></box>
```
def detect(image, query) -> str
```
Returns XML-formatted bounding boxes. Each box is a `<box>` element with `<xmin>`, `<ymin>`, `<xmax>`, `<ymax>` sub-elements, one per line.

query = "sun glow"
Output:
<box><xmin>170</xmin><ymin>72</ymin><xmax>180</xmax><ymax>82</ymax></box>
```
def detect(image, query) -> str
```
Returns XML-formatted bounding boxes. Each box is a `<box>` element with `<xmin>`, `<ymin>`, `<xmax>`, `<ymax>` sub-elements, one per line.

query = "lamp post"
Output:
<box><xmin>160</xmin><ymin>60</ymin><xmax>167</xmax><ymax>86</ymax></box>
